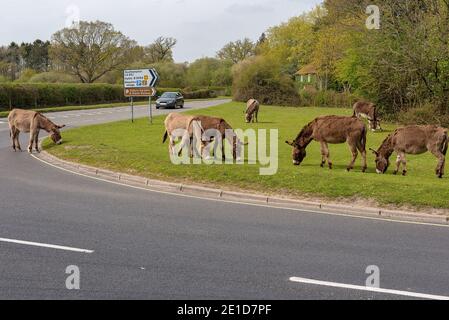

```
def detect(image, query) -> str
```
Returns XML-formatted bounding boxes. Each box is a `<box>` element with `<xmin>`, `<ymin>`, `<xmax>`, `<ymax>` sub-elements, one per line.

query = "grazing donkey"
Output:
<box><xmin>163</xmin><ymin>113</ymin><xmax>203</xmax><ymax>157</ymax></box>
<box><xmin>353</xmin><ymin>101</ymin><xmax>382</xmax><ymax>131</ymax></box>
<box><xmin>370</xmin><ymin>125</ymin><xmax>448</xmax><ymax>178</ymax></box>
<box><xmin>8</xmin><ymin>109</ymin><xmax>65</xmax><ymax>153</ymax></box>
<box><xmin>286</xmin><ymin>116</ymin><xmax>367</xmax><ymax>172</ymax></box>
<box><xmin>245</xmin><ymin>99</ymin><xmax>260</xmax><ymax>123</ymax></box>
<box><xmin>195</xmin><ymin>115</ymin><xmax>245</xmax><ymax>161</ymax></box>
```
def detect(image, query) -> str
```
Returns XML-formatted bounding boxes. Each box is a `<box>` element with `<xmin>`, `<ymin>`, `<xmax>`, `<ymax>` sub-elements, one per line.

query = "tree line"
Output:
<box><xmin>232</xmin><ymin>0</ymin><xmax>449</xmax><ymax>123</ymax></box>
<box><xmin>0</xmin><ymin>21</ymin><xmax>256</xmax><ymax>90</ymax></box>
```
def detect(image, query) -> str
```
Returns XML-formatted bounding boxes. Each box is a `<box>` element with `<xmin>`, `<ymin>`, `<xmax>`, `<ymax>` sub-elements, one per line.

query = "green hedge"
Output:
<box><xmin>0</xmin><ymin>84</ymin><xmax>219</xmax><ymax>111</ymax></box>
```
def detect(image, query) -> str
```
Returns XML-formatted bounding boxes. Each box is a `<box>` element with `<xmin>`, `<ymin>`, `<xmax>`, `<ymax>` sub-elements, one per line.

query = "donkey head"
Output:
<box><xmin>50</xmin><ymin>124</ymin><xmax>66</xmax><ymax>145</ymax></box>
<box><xmin>245</xmin><ymin>113</ymin><xmax>253</xmax><ymax>123</ymax></box>
<box><xmin>286</xmin><ymin>141</ymin><xmax>307</xmax><ymax>166</ymax></box>
<box><xmin>370</xmin><ymin>148</ymin><xmax>389</xmax><ymax>174</ymax></box>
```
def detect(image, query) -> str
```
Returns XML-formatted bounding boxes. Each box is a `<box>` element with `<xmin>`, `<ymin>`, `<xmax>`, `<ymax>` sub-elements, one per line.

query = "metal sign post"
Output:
<box><xmin>131</xmin><ymin>97</ymin><xmax>134</xmax><ymax>123</ymax></box>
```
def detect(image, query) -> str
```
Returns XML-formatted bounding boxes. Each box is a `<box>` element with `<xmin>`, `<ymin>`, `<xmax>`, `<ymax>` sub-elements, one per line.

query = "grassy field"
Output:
<box><xmin>0</xmin><ymin>96</ymin><xmax>230</xmax><ymax>118</ymax></box>
<box><xmin>43</xmin><ymin>102</ymin><xmax>449</xmax><ymax>210</ymax></box>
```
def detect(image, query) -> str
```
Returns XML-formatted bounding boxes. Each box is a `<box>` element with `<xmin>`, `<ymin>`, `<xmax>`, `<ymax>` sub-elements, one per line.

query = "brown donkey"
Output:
<box><xmin>353</xmin><ymin>101</ymin><xmax>382</xmax><ymax>131</ymax></box>
<box><xmin>8</xmin><ymin>109</ymin><xmax>65</xmax><ymax>153</ymax></box>
<box><xmin>245</xmin><ymin>99</ymin><xmax>260</xmax><ymax>123</ymax></box>
<box><xmin>370</xmin><ymin>125</ymin><xmax>448</xmax><ymax>178</ymax></box>
<box><xmin>195</xmin><ymin>115</ymin><xmax>245</xmax><ymax>161</ymax></box>
<box><xmin>286</xmin><ymin>116</ymin><xmax>368</xmax><ymax>172</ymax></box>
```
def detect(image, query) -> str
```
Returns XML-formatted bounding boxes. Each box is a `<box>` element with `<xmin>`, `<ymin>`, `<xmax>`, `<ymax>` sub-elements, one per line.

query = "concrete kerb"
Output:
<box><xmin>35</xmin><ymin>149</ymin><xmax>449</xmax><ymax>226</ymax></box>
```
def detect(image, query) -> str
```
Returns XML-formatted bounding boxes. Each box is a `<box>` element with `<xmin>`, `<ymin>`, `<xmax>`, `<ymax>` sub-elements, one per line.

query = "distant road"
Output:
<box><xmin>0</xmin><ymin>98</ymin><xmax>449</xmax><ymax>300</ymax></box>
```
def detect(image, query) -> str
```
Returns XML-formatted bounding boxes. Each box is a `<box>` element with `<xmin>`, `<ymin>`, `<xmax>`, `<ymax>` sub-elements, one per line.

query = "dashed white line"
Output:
<box><xmin>289</xmin><ymin>277</ymin><xmax>449</xmax><ymax>300</ymax></box>
<box><xmin>0</xmin><ymin>237</ymin><xmax>94</xmax><ymax>254</ymax></box>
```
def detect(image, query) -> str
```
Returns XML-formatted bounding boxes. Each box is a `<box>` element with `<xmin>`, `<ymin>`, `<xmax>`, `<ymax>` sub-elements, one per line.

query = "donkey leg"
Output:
<box><xmin>34</xmin><ymin>131</ymin><xmax>40</xmax><ymax>153</ymax></box>
<box><xmin>15</xmin><ymin>131</ymin><xmax>22</xmax><ymax>151</ymax></box>
<box><xmin>10</xmin><ymin>127</ymin><xmax>16</xmax><ymax>151</ymax></box>
<box><xmin>347</xmin><ymin>144</ymin><xmax>358</xmax><ymax>172</ymax></box>
<box><xmin>28</xmin><ymin>132</ymin><xmax>35</xmax><ymax>153</ymax></box>
<box><xmin>320</xmin><ymin>143</ymin><xmax>327</xmax><ymax>168</ymax></box>
<box><xmin>393</xmin><ymin>155</ymin><xmax>402</xmax><ymax>175</ymax></box>
<box><xmin>431</xmin><ymin>151</ymin><xmax>446</xmax><ymax>178</ymax></box>
<box><xmin>401</xmin><ymin>154</ymin><xmax>408</xmax><ymax>176</ymax></box>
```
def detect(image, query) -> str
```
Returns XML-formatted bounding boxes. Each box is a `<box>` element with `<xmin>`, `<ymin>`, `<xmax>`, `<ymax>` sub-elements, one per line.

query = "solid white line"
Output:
<box><xmin>289</xmin><ymin>277</ymin><xmax>449</xmax><ymax>300</ymax></box>
<box><xmin>0</xmin><ymin>237</ymin><xmax>94</xmax><ymax>254</ymax></box>
<box><xmin>30</xmin><ymin>153</ymin><xmax>449</xmax><ymax>229</ymax></box>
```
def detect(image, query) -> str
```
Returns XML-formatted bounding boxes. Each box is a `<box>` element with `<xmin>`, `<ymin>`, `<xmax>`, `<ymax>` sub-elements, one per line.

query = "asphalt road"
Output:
<box><xmin>0</xmin><ymin>100</ymin><xmax>449</xmax><ymax>300</ymax></box>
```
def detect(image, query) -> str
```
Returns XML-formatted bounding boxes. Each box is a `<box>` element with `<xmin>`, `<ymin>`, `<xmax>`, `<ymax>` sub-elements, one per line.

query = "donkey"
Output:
<box><xmin>163</xmin><ymin>113</ymin><xmax>203</xmax><ymax>158</ymax></box>
<box><xmin>353</xmin><ymin>101</ymin><xmax>382</xmax><ymax>131</ymax></box>
<box><xmin>195</xmin><ymin>115</ymin><xmax>245</xmax><ymax>161</ymax></box>
<box><xmin>245</xmin><ymin>99</ymin><xmax>260</xmax><ymax>123</ymax></box>
<box><xmin>286</xmin><ymin>116</ymin><xmax>367</xmax><ymax>172</ymax></box>
<box><xmin>370</xmin><ymin>125</ymin><xmax>448</xmax><ymax>178</ymax></box>
<box><xmin>8</xmin><ymin>109</ymin><xmax>65</xmax><ymax>153</ymax></box>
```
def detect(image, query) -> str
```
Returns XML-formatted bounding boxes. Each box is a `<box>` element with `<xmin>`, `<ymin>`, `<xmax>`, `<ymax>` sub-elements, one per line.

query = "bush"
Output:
<box><xmin>298</xmin><ymin>89</ymin><xmax>358</xmax><ymax>108</ymax></box>
<box><xmin>0</xmin><ymin>83</ymin><xmax>221</xmax><ymax>112</ymax></box>
<box><xmin>232</xmin><ymin>56</ymin><xmax>300</xmax><ymax>106</ymax></box>
<box><xmin>28</xmin><ymin>72</ymin><xmax>80</xmax><ymax>83</ymax></box>
<box><xmin>398</xmin><ymin>104</ymin><xmax>449</xmax><ymax>128</ymax></box>
<box><xmin>0</xmin><ymin>83</ymin><xmax>126</xmax><ymax>111</ymax></box>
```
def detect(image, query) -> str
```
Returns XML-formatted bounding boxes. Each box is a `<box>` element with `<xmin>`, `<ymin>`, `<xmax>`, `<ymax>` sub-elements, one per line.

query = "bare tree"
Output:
<box><xmin>144</xmin><ymin>37</ymin><xmax>177</xmax><ymax>63</ymax></box>
<box><xmin>217</xmin><ymin>38</ymin><xmax>255</xmax><ymax>64</ymax></box>
<box><xmin>50</xmin><ymin>21</ymin><xmax>137</xmax><ymax>83</ymax></box>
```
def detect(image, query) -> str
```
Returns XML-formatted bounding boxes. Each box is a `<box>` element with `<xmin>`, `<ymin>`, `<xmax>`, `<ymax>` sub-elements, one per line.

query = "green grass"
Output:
<box><xmin>43</xmin><ymin>102</ymin><xmax>449</xmax><ymax>210</ymax></box>
<box><xmin>0</xmin><ymin>96</ymin><xmax>230</xmax><ymax>118</ymax></box>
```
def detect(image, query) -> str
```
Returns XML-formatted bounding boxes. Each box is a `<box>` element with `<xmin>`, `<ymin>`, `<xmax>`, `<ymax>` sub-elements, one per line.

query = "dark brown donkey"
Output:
<box><xmin>370</xmin><ymin>125</ymin><xmax>448</xmax><ymax>178</ymax></box>
<box><xmin>8</xmin><ymin>109</ymin><xmax>65</xmax><ymax>153</ymax></box>
<box><xmin>286</xmin><ymin>116</ymin><xmax>367</xmax><ymax>172</ymax></box>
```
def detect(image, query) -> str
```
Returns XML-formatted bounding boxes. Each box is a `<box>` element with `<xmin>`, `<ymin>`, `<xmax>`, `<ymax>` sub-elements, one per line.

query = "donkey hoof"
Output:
<box><xmin>402</xmin><ymin>171</ymin><xmax>407</xmax><ymax>176</ymax></box>
<box><xmin>393</xmin><ymin>171</ymin><xmax>398</xmax><ymax>175</ymax></box>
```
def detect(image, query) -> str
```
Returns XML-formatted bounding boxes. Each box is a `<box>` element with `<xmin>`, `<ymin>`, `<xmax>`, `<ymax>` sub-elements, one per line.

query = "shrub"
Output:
<box><xmin>298</xmin><ymin>89</ymin><xmax>358</xmax><ymax>108</ymax></box>
<box><xmin>28</xmin><ymin>72</ymin><xmax>80</xmax><ymax>83</ymax></box>
<box><xmin>0</xmin><ymin>83</ymin><xmax>221</xmax><ymax>112</ymax></box>
<box><xmin>398</xmin><ymin>104</ymin><xmax>449</xmax><ymax>128</ymax></box>
<box><xmin>233</xmin><ymin>56</ymin><xmax>300</xmax><ymax>106</ymax></box>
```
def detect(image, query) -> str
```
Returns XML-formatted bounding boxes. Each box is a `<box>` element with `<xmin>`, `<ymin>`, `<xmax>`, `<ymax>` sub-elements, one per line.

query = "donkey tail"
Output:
<box><xmin>441</xmin><ymin>131</ymin><xmax>448</xmax><ymax>156</ymax></box>
<box><xmin>163</xmin><ymin>131</ymin><xmax>168</xmax><ymax>144</ymax></box>
<box><xmin>361</xmin><ymin>125</ymin><xmax>368</xmax><ymax>151</ymax></box>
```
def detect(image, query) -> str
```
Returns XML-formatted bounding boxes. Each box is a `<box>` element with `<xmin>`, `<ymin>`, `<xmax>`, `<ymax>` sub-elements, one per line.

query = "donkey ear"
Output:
<box><xmin>57</xmin><ymin>124</ymin><xmax>66</xmax><ymax>129</ymax></box>
<box><xmin>285</xmin><ymin>141</ymin><xmax>294</xmax><ymax>146</ymax></box>
<box><xmin>369</xmin><ymin>148</ymin><xmax>378</xmax><ymax>156</ymax></box>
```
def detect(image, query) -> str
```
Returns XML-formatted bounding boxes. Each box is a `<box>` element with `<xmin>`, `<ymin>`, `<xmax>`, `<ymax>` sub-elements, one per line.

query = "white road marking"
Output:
<box><xmin>31</xmin><ymin>153</ymin><xmax>449</xmax><ymax>229</ymax></box>
<box><xmin>289</xmin><ymin>277</ymin><xmax>449</xmax><ymax>300</ymax></box>
<box><xmin>0</xmin><ymin>237</ymin><xmax>94</xmax><ymax>254</ymax></box>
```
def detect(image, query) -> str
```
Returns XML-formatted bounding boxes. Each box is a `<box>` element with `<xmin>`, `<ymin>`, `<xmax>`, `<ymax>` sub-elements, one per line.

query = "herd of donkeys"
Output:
<box><xmin>163</xmin><ymin>99</ymin><xmax>448</xmax><ymax>178</ymax></box>
<box><xmin>5</xmin><ymin>99</ymin><xmax>449</xmax><ymax>178</ymax></box>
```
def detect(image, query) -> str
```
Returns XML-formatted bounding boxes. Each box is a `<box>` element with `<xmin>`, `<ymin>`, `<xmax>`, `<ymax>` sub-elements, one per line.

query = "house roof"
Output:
<box><xmin>296</xmin><ymin>64</ymin><xmax>317</xmax><ymax>75</ymax></box>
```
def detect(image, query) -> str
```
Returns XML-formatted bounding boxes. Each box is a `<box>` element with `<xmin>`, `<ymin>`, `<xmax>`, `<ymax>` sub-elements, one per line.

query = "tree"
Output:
<box><xmin>217</xmin><ymin>38</ymin><xmax>255</xmax><ymax>64</ymax></box>
<box><xmin>50</xmin><ymin>21</ymin><xmax>137</xmax><ymax>83</ymax></box>
<box><xmin>20</xmin><ymin>40</ymin><xmax>50</xmax><ymax>72</ymax></box>
<box><xmin>144</xmin><ymin>37</ymin><xmax>177</xmax><ymax>63</ymax></box>
<box><xmin>187</xmin><ymin>58</ymin><xmax>233</xmax><ymax>87</ymax></box>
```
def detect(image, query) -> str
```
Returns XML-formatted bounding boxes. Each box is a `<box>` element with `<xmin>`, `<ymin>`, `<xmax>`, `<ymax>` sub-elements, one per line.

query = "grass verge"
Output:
<box><xmin>43</xmin><ymin>102</ymin><xmax>449</xmax><ymax>210</ymax></box>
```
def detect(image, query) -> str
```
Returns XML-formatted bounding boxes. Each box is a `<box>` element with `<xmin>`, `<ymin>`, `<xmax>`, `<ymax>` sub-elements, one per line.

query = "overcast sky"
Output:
<box><xmin>0</xmin><ymin>0</ymin><xmax>321</xmax><ymax>62</ymax></box>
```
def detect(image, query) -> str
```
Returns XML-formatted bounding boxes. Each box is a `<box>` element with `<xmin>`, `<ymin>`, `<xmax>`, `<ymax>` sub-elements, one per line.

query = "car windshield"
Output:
<box><xmin>161</xmin><ymin>93</ymin><xmax>178</xmax><ymax>98</ymax></box>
